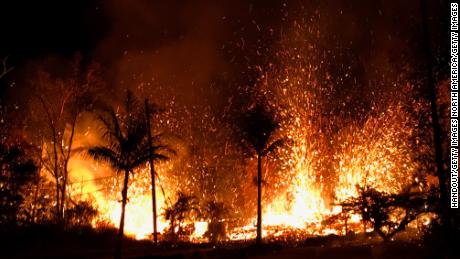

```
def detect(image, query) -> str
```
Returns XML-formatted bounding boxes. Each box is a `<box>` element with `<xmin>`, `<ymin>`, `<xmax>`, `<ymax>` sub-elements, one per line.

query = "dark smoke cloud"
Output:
<box><xmin>1</xmin><ymin>0</ymin><xmax>449</xmax><ymax>129</ymax></box>
<box><xmin>89</xmin><ymin>0</ymin><xmax>287</xmax><ymax>111</ymax></box>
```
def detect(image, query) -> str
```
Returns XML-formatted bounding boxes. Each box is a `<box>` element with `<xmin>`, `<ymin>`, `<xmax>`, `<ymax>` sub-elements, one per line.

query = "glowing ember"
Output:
<box><xmin>57</xmin><ymin>19</ymin><xmax>435</xmax><ymax>243</ymax></box>
<box><xmin>64</xmin><ymin>85</ymin><xmax>429</xmax><ymax>242</ymax></box>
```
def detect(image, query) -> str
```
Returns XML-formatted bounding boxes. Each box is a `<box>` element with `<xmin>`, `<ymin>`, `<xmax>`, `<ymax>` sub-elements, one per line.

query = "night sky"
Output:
<box><xmin>0</xmin><ymin>0</ymin><xmax>450</xmax><ymax>107</ymax></box>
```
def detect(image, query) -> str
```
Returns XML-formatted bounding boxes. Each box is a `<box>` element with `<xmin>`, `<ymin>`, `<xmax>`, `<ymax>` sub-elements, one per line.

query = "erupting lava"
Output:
<box><xmin>61</xmin><ymin>20</ymin><xmax>433</xmax><ymax>242</ymax></box>
<box><xmin>65</xmin><ymin>87</ymin><xmax>428</xmax><ymax>241</ymax></box>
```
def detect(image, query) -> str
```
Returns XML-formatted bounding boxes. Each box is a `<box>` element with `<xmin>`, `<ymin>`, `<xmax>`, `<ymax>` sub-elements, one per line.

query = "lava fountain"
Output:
<box><xmin>61</xmin><ymin>19</ymin><xmax>434</xmax><ymax>241</ymax></box>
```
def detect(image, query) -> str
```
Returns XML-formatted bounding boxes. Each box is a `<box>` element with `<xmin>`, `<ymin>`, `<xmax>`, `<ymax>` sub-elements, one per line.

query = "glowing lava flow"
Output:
<box><xmin>100</xmin><ymin>192</ymin><xmax>169</xmax><ymax>240</ymax></box>
<box><xmin>67</xmin><ymin>158</ymin><xmax>170</xmax><ymax>240</ymax></box>
<box><xmin>223</xmin><ymin>17</ymin><xmax>431</xmax><ymax>240</ymax></box>
<box><xmin>226</xmin><ymin>96</ymin><xmax>425</xmax><ymax>240</ymax></box>
<box><xmin>67</xmin><ymin>92</ymin><xmax>427</xmax><ymax>241</ymax></box>
<box><xmin>62</xmin><ymin>18</ymin><xmax>432</xmax><ymax>241</ymax></box>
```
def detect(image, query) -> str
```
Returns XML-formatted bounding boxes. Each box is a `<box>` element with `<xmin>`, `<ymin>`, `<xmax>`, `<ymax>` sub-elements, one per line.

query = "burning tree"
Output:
<box><xmin>238</xmin><ymin>102</ymin><xmax>284</xmax><ymax>244</ymax></box>
<box><xmin>87</xmin><ymin>90</ymin><xmax>172</xmax><ymax>259</ymax></box>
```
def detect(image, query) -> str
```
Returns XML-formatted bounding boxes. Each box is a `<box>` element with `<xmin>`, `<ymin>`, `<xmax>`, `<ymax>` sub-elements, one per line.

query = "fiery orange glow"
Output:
<box><xmin>56</xmin><ymin>20</ymin><xmax>434</xmax><ymax>242</ymax></box>
<box><xmin>62</xmin><ymin>88</ymin><xmax>429</xmax><ymax>241</ymax></box>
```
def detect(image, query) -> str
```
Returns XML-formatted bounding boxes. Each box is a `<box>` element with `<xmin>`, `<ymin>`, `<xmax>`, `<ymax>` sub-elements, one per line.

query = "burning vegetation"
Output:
<box><xmin>0</xmin><ymin>1</ymin><xmax>456</xmax><ymax>258</ymax></box>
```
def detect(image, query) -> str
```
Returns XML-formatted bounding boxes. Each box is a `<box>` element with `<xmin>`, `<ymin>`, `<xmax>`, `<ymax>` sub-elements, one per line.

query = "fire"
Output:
<box><xmin>64</xmin><ymin>86</ymin><xmax>429</xmax><ymax>241</ymax></box>
<box><xmin>100</xmin><ymin>193</ymin><xmax>168</xmax><ymax>240</ymax></box>
<box><xmin>334</xmin><ymin>100</ymin><xmax>422</xmax><ymax>201</ymax></box>
<box><xmin>67</xmin><ymin>156</ymin><xmax>168</xmax><ymax>239</ymax></box>
<box><xmin>246</xmin><ymin>89</ymin><xmax>425</xmax><ymax>238</ymax></box>
<box><xmin>58</xmin><ymin>20</ymin><xmax>434</xmax><ymax>242</ymax></box>
<box><xmin>192</xmin><ymin>221</ymin><xmax>209</xmax><ymax>239</ymax></box>
<box><xmin>264</xmin><ymin>173</ymin><xmax>328</xmax><ymax>228</ymax></box>
<box><xmin>220</xmin><ymin>19</ymin><xmax>432</xmax><ymax>239</ymax></box>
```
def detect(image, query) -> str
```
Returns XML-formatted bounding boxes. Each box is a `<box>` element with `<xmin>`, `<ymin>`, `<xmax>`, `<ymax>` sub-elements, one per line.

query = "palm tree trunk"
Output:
<box><xmin>145</xmin><ymin>99</ymin><xmax>158</xmax><ymax>245</ymax></box>
<box><xmin>115</xmin><ymin>169</ymin><xmax>130</xmax><ymax>259</ymax></box>
<box><xmin>256</xmin><ymin>153</ymin><xmax>262</xmax><ymax>244</ymax></box>
<box><xmin>150</xmin><ymin>165</ymin><xmax>158</xmax><ymax>244</ymax></box>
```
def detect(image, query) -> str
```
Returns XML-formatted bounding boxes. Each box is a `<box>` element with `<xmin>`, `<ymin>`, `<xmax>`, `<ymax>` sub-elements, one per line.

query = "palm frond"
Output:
<box><xmin>95</xmin><ymin>109</ymin><xmax>123</xmax><ymax>145</ymax></box>
<box><xmin>237</xmin><ymin>103</ymin><xmax>280</xmax><ymax>154</ymax></box>
<box><xmin>87</xmin><ymin>146</ymin><xmax>124</xmax><ymax>171</ymax></box>
<box><xmin>109</xmin><ymin>109</ymin><xmax>124</xmax><ymax>141</ymax></box>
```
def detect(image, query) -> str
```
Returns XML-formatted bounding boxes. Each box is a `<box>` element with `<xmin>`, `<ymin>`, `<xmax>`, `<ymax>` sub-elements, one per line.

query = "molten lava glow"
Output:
<box><xmin>67</xmin><ymin>92</ymin><xmax>427</xmax><ymax>241</ymax></box>
<box><xmin>264</xmin><ymin>174</ymin><xmax>326</xmax><ymax>228</ymax></box>
<box><xmin>333</xmin><ymin>102</ymin><xmax>420</xmax><ymax>201</ymax></box>
<box><xmin>192</xmin><ymin>221</ymin><xmax>209</xmax><ymax>238</ymax></box>
<box><xmin>98</xmin><ymin>168</ymin><xmax>174</xmax><ymax>240</ymax></box>
<box><xmin>233</xmin><ymin>96</ymin><xmax>425</xmax><ymax>239</ymax></box>
<box><xmin>62</xmin><ymin>20</ymin><xmax>433</xmax><ymax>241</ymax></box>
<box><xmin>101</xmin><ymin>194</ymin><xmax>169</xmax><ymax>240</ymax></box>
<box><xmin>67</xmin><ymin>156</ymin><xmax>170</xmax><ymax>239</ymax></box>
<box><xmin>223</xmin><ymin>18</ymin><xmax>430</xmax><ymax>239</ymax></box>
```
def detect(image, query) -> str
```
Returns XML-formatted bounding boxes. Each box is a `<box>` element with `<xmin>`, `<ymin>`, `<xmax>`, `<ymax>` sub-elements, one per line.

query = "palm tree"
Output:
<box><xmin>239</xmin><ymin>104</ymin><xmax>284</xmax><ymax>244</ymax></box>
<box><xmin>87</xmin><ymin>91</ymin><xmax>171</xmax><ymax>259</ymax></box>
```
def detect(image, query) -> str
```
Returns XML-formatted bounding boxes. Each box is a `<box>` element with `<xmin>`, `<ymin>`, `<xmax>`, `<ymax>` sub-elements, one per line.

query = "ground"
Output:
<box><xmin>2</xmin><ymin>226</ymin><xmax>456</xmax><ymax>259</ymax></box>
<box><xmin>132</xmin><ymin>243</ymin><xmax>451</xmax><ymax>259</ymax></box>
